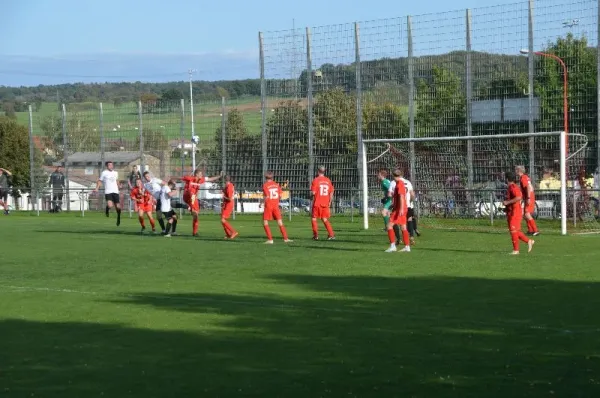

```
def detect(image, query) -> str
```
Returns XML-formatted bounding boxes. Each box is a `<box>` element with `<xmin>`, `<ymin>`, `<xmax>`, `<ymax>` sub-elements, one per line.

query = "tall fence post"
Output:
<box><xmin>138</xmin><ymin>100</ymin><xmax>145</xmax><ymax>173</ymax></box>
<box><xmin>306</xmin><ymin>26</ymin><xmax>315</xmax><ymax>183</ymax></box>
<box><xmin>354</xmin><ymin>22</ymin><xmax>364</xmax><ymax>201</ymax></box>
<box><xmin>28</xmin><ymin>105</ymin><xmax>36</xmax><ymax>214</ymax></box>
<box><xmin>180</xmin><ymin>98</ymin><xmax>185</xmax><ymax>177</ymax></box>
<box><xmin>259</xmin><ymin>32</ymin><xmax>268</xmax><ymax>177</ymax></box>
<box><xmin>99</xmin><ymin>103</ymin><xmax>105</xmax><ymax>176</ymax></box>
<box><xmin>407</xmin><ymin>16</ymin><xmax>416</xmax><ymax>184</ymax></box>
<box><xmin>61</xmin><ymin>104</ymin><xmax>70</xmax><ymax>211</ymax></box>
<box><xmin>528</xmin><ymin>0</ymin><xmax>536</xmax><ymax>182</ymax></box>
<box><xmin>221</xmin><ymin>96</ymin><xmax>227</xmax><ymax>173</ymax></box>
<box><xmin>465</xmin><ymin>9</ymin><xmax>474</xmax><ymax>191</ymax></box>
<box><xmin>597</xmin><ymin>0</ymin><xmax>600</xmax><ymax>177</ymax></box>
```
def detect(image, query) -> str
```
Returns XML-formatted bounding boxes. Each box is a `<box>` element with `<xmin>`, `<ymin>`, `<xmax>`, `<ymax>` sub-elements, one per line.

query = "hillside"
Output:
<box><xmin>0</xmin><ymin>51</ymin><xmax>528</xmax><ymax>105</ymax></box>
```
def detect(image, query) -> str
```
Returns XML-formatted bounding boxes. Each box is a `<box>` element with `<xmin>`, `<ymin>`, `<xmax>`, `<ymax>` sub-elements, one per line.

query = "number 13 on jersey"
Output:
<box><xmin>319</xmin><ymin>184</ymin><xmax>329</xmax><ymax>196</ymax></box>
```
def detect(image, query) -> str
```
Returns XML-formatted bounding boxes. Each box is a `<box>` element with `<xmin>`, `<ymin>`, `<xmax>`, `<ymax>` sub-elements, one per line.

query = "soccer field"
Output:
<box><xmin>1</xmin><ymin>213</ymin><xmax>599</xmax><ymax>397</ymax></box>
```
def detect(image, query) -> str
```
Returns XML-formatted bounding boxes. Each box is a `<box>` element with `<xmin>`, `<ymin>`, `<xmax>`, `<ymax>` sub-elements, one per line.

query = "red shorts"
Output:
<box><xmin>221</xmin><ymin>203</ymin><xmax>234</xmax><ymax>219</ymax></box>
<box><xmin>312</xmin><ymin>205</ymin><xmax>330</xmax><ymax>219</ymax></box>
<box><xmin>524</xmin><ymin>201</ymin><xmax>535</xmax><ymax>215</ymax></box>
<box><xmin>390</xmin><ymin>211</ymin><xmax>407</xmax><ymax>225</ymax></box>
<box><xmin>139</xmin><ymin>204</ymin><xmax>152</xmax><ymax>213</ymax></box>
<box><xmin>183</xmin><ymin>191</ymin><xmax>199</xmax><ymax>212</ymax></box>
<box><xmin>263</xmin><ymin>206</ymin><xmax>282</xmax><ymax>221</ymax></box>
<box><xmin>507</xmin><ymin>216</ymin><xmax>523</xmax><ymax>232</ymax></box>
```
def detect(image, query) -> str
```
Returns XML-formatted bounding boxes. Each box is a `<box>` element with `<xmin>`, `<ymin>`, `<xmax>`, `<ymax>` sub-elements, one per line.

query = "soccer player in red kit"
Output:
<box><xmin>515</xmin><ymin>165</ymin><xmax>539</xmax><ymax>236</ymax></box>
<box><xmin>385</xmin><ymin>169</ymin><xmax>411</xmax><ymax>253</ymax></box>
<box><xmin>260</xmin><ymin>171</ymin><xmax>292</xmax><ymax>244</ymax></box>
<box><xmin>221</xmin><ymin>175</ymin><xmax>238</xmax><ymax>239</ymax></box>
<box><xmin>181</xmin><ymin>169</ymin><xmax>222</xmax><ymax>236</ymax></box>
<box><xmin>131</xmin><ymin>178</ymin><xmax>156</xmax><ymax>233</ymax></box>
<box><xmin>504</xmin><ymin>171</ymin><xmax>535</xmax><ymax>255</ymax></box>
<box><xmin>310</xmin><ymin>166</ymin><xmax>335</xmax><ymax>240</ymax></box>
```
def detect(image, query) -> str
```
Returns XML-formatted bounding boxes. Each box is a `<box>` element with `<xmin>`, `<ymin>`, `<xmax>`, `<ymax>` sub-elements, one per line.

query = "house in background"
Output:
<box><xmin>61</xmin><ymin>152</ymin><xmax>161</xmax><ymax>181</ymax></box>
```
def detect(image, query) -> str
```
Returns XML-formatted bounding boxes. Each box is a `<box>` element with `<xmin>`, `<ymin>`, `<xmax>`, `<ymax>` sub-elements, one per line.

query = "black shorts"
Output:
<box><xmin>162</xmin><ymin>210</ymin><xmax>176</xmax><ymax>219</ymax></box>
<box><xmin>407</xmin><ymin>207</ymin><xmax>415</xmax><ymax>218</ymax></box>
<box><xmin>0</xmin><ymin>188</ymin><xmax>7</xmax><ymax>202</ymax></box>
<box><xmin>105</xmin><ymin>193</ymin><xmax>120</xmax><ymax>204</ymax></box>
<box><xmin>156</xmin><ymin>198</ymin><xmax>162</xmax><ymax>212</ymax></box>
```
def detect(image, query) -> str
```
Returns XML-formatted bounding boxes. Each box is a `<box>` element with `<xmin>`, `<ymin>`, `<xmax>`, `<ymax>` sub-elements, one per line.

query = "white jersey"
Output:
<box><xmin>387</xmin><ymin>178</ymin><xmax>414</xmax><ymax>208</ymax></box>
<box><xmin>160</xmin><ymin>186</ymin><xmax>172</xmax><ymax>213</ymax></box>
<box><xmin>401</xmin><ymin>178</ymin><xmax>414</xmax><ymax>208</ymax></box>
<box><xmin>99</xmin><ymin>170</ymin><xmax>119</xmax><ymax>194</ymax></box>
<box><xmin>144</xmin><ymin>177</ymin><xmax>163</xmax><ymax>199</ymax></box>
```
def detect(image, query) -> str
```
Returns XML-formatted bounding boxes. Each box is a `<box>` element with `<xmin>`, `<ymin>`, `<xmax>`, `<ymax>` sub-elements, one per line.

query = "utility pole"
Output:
<box><xmin>189</xmin><ymin>68</ymin><xmax>197</xmax><ymax>172</ymax></box>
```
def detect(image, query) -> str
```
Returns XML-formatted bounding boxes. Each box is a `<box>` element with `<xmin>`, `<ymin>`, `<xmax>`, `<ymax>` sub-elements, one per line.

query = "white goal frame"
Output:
<box><xmin>361</xmin><ymin>131</ymin><xmax>568</xmax><ymax>235</ymax></box>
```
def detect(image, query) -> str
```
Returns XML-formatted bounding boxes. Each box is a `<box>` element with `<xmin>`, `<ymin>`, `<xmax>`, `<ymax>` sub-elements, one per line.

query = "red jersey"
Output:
<box><xmin>131</xmin><ymin>186</ymin><xmax>152</xmax><ymax>205</ymax></box>
<box><xmin>392</xmin><ymin>179</ymin><xmax>407</xmax><ymax>214</ymax></box>
<box><xmin>311</xmin><ymin>176</ymin><xmax>334</xmax><ymax>207</ymax></box>
<box><xmin>182</xmin><ymin>176</ymin><xmax>205</xmax><ymax>195</ymax></box>
<box><xmin>222</xmin><ymin>182</ymin><xmax>234</xmax><ymax>201</ymax></box>
<box><xmin>506</xmin><ymin>182</ymin><xmax>523</xmax><ymax>218</ymax></box>
<box><xmin>519</xmin><ymin>174</ymin><xmax>534</xmax><ymax>202</ymax></box>
<box><xmin>263</xmin><ymin>180</ymin><xmax>282</xmax><ymax>208</ymax></box>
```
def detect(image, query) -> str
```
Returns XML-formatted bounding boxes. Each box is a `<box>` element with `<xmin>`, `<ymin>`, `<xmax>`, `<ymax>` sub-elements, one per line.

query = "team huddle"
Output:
<box><xmin>95</xmin><ymin>160</ymin><xmax>539</xmax><ymax>254</ymax></box>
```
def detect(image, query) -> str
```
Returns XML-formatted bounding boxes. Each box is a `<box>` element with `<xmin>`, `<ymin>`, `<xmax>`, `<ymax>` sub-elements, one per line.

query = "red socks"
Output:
<box><xmin>387</xmin><ymin>228</ymin><xmax>396</xmax><ymax>244</ymax></box>
<box><xmin>222</xmin><ymin>221</ymin><xmax>236</xmax><ymax>237</ymax></box>
<box><xmin>402</xmin><ymin>229</ymin><xmax>410</xmax><ymax>246</ymax></box>
<box><xmin>264</xmin><ymin>225</ymin><xmax>273</xmax><ymax>240</ymax></box>
<box><xmin>279</xmin><ymin>225</ymin><xmax>289</xmax><ymax>240</ymax></box>
<box><xmin>311</xmin><ymin>220</ymin><xmax>318</xmax><ymax>237</ymax></box>
<box><xmin>527</xmin><ymin>219</ymin><xmax>538</xmax><ymax>233</ymax></box>
<box><xmin>511</xmin><ymin>231</ymin><xmax>530</xmax><ymax>250</ymax></box>
<box><xmin>192</xmin><ymin>218</ymin><xmax>199</xmax><ymax>235</ymax></box>
<box><xmin>138</xmin><ymin>216</ymin><xmax>145</xmax><ymax>228</ymax></box>
<box><xmin>324</xmin><ymin>220</ymin><xmax>334</xmax><ymax>238</ymax></box>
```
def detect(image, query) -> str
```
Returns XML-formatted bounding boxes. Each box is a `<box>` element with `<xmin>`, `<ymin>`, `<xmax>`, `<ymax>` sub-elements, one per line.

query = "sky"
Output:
<box><xmin>0</xmin><ymin>0</ymin><xmax>594</xmax><ymax>86</ymax></box>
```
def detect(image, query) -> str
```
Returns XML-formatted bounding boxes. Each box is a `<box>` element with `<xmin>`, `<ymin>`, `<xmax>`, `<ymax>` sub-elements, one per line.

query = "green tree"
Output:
<box><xmin>363</xmin><ymin>102</ymin><xmax>409</xmax><ymax>140</ymax></box>
<box><xmin>135</xmin><ymin>129</ymin><xmax>168</xmax><ymax>151</ymax></box>
<box><xmin>0</xmin><ymin>116</ymin><xmax>44</xmax><ymax>192</ymax></box>
<box><xmin>2</xmin><ymin>102</ymin><xmax>17</xmax><ymax>120</ymax></box>
<box><xmin>266</xmin><ymin>100</ymin><xmax>309</xmax><ymax>186</ymax></box>
<box><xmin>415</xmin><ymin>65</ymin><xmax>466</xmax><ymax>138</ymax></box>
<box><xmin>213</xmin><ymin>108</ymin><xmax>261</xmax><ymax>188</ymax></box>
<box><xmin>40</xmin><ymin>113</ymin><xmax>101</xmax><ymax>156</ymax></box>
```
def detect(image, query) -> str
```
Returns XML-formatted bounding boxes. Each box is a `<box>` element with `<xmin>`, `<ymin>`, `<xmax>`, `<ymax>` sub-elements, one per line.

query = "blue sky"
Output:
<box><xmin>0</xmin><ymin>0</ymin><xmax>594</xmax><ymax>86</ymax></box>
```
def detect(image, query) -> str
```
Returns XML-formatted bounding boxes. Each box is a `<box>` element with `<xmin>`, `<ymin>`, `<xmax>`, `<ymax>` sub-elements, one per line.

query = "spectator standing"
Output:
<box><xmin>0</xmin><ymin>167</ymin><xmax>12</xmax><ymax>215</ymax></box>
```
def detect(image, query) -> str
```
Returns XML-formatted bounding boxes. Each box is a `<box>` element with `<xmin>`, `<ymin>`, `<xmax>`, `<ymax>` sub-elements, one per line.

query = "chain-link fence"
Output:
<box><xmin>13</xmin><ymin>0</ymin><xmax>599</xmax><ymax>231</ymax></box>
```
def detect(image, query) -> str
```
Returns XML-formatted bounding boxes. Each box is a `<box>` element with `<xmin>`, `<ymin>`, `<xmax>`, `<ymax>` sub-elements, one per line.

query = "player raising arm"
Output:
<box><xmin>385</xmin><ymin>169</ymin><xmax>411</xmax><ymax>253</ymax></box>
<box><xmin>503</xmin><ymin>171</ymin><xmax>535</xmax><ymax>255</ymax></box>
<box><xmin>161</xmin><ymin>180</ymin><xmax>179</xmax><ymax>237</ymax></box>
<box><xmin>260</xmin><ymin>171</ymin><xmax>292</xmax><ymax>244</ymax></box>
<box><xmin>131</xmin><ymin>178</ymin><xmax>156</xmax><ymax>233</ymax></box>
<box><xmin>94</xmin><ymin>161</ymin><xmax>122</xmax><ymax>226</ymax></box>
<box><xmin>143</xmin><ymin>171</ymin><xmax>167</xmax><ymax>234</ymax></box>
<box><xmin>181</xmin><ymin>169</ymin><xmax>223</xmax><ymax>237</ymax></box>
<box><xmin>221</xmin><ymin>175</ymin><xmax>238</xmax><ymax>240</ymax></box>
<box><xmin>515</xmin><ymin>165</ymin><xmax>539</xmax><ymax>236</ymax></box>
<box><xmin>310</xmin><ymin>166</ymin><xmax>335</xmax><ymax>240</ymax></box>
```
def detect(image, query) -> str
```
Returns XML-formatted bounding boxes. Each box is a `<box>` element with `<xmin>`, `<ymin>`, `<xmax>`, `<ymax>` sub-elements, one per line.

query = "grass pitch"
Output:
<box><xmin>1</xmin><ymin>213</ymin><xmax>600</xmax><ymax>397</ymax></box>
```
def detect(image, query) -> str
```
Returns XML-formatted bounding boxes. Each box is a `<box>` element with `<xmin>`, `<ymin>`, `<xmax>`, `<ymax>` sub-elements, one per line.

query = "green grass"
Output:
<box><xmin>1</xmin><ymin>213</ymin><xmax>600</xmax><ymax>397</ymax></box>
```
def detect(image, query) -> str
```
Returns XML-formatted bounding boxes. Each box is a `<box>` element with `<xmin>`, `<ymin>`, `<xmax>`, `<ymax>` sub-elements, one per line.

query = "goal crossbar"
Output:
<box><xmin>360</xmin><ymin>131</ymin><xmax>568</xmax><ymax>235</ymax></box>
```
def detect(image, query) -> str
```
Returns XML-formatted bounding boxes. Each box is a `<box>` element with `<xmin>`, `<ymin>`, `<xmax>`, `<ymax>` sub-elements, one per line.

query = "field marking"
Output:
<box><xmin>1</xmin><ymin>284</ymin><xmax>599</xmax><ymax>335</ymax></box>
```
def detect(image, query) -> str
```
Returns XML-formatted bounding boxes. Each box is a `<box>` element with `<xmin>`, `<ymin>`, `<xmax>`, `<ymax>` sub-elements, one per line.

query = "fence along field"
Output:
<box><xmin>10</xmin><ymin>0</ymin><xmax>600</xmax><ymax>233</ymax></box>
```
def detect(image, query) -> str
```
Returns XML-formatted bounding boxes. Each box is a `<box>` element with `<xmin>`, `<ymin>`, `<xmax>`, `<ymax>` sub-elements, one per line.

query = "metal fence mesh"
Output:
<box><xmin>16</xmin><ymin>0</ymin><xmax>598</xmax><ymax>228</ymax></box>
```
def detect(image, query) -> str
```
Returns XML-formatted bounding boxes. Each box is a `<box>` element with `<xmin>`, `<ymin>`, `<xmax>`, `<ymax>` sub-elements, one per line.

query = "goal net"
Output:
<box><xmin>361</xmin><ymin>131</ymin><xmax>599</xmax><ymax>235</ymax></box>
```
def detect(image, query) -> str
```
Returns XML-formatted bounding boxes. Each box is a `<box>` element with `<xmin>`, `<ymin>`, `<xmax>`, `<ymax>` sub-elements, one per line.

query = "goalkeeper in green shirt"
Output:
<box><xmin>378</xmin><ymin>169</ymin><xmax>400</xmax><ymax>241</ymax></box>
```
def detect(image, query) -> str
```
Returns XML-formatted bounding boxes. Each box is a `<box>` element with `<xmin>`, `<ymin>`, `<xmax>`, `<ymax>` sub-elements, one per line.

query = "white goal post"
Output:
<box><xmin>361</xmin><ymin>131</ymin><xmax>568</xmax><ymax>235</ymax></box>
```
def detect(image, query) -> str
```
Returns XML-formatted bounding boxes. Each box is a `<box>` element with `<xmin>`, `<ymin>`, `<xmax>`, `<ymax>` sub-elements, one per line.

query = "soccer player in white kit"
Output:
<box><xmin>94</xmin><ymin>161</ymin><xmax>122</xmax><ymax>226</ymax></box>
<box><xmin>143</xmin><ymin>171</ymin><xmax>166</xmax><ymax>234</ymax></box>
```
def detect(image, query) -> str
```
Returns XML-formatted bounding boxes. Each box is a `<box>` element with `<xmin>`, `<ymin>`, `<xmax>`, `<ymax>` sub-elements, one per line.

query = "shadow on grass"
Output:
<box><xmin>3</xmin><ymin>276</ymin><xmax>600</xmax><ymax>397</ymax></box>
